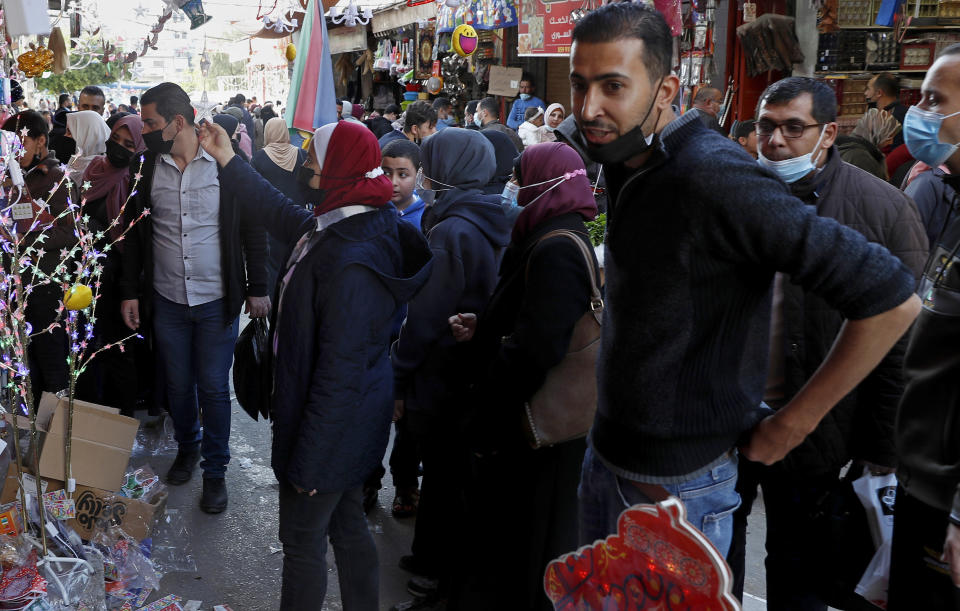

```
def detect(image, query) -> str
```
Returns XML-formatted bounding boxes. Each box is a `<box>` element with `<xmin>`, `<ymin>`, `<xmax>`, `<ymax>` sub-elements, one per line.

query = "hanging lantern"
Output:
<box><xmin>451</xmin><ymin>24</ymin><xmax>478</xmax><ymax>57</ymax></box>
<box><xmin>285</xmin><ymin>43</ymin><xmax>297</xmax><ymax>62</ymax></box>
<box><xmin>177</xmin><ymin>0</ymin><xmax>213</xmax><ymax>29</ymax></box>
<box><xmin>200</xmin><ymin>50</ymin><xmax>211</xmax><ymax>77</ymax></box>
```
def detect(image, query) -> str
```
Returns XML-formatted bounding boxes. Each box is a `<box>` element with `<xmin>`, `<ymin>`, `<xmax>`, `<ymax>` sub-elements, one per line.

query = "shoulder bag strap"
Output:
<box><xmin>526</xmin><ymin>230</ymin><xmax>603</xmax><ymax>323</ymax></box>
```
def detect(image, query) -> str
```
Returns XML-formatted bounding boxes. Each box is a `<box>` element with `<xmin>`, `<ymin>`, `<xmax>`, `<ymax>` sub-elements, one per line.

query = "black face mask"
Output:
<box><xmin>143</xmin><ymin>121</ymin><xmax>177</xmax><ymax>155</ymax></box>
<box><xmin>867</xmin><ymin>100</ymin><xmax>878</xmax><ymax>110</ymax></box>
<box><xmin>296</xmin><ymin>164</ymin><xmax>319</xmax><ymax>187</ymax></box>
<box><xmin>105</xmin><ymin>139</ymin><xmax>134</xmax><ymax>168</ymax></box>
<box><xmin>583</xmin><ymin>79</ymin><xmax>663</xmax><ymax>165</ymax></box>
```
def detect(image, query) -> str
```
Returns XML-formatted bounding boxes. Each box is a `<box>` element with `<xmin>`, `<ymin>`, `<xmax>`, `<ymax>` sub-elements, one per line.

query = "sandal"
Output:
<box><xmin>392</xmin><ymin>487</ymin><xmax>420</xmax><ymax>518</ymax></box>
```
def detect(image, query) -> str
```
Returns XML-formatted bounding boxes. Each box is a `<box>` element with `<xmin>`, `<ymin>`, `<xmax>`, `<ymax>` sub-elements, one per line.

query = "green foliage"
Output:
<box><xmin>585</xmin><ymin>213</ymin><xmax>606</xmax><ymax>247</ymax></box>
<box><xmin>33</xmin><ymin>61</ymin><xmax>122</xmax><ymax>94</ymax></box>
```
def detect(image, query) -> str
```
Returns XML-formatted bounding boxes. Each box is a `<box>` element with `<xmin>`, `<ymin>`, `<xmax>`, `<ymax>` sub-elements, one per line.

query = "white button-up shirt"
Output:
<box><xmin>150</xmin><ymin>146</ymin><xmax>225</xmax><ymax>306</ymax></box>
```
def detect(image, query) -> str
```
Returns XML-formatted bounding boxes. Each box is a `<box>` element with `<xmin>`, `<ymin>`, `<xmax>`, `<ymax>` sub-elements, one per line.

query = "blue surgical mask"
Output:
<box><xmin>904</xmin><ymin>105</ymin><xmax>960</xmax><ymax>167</ymax></box>
<box><xmin>500</xmin><ymin>181</ymin><xmax>519</xmax><ymax>208</ymax></box>
<box><xmin>757</xmin><ymin>126</ymin><xmax>828</xmax><ymax>184</ymax></box>
<box><xmin>519</xmin><ymin>93</ymin><xmax>532</xmax><ymax>101</ymax></box>
<box><xmin>438</xmin><ymin>116</ymin><xmax>454</xmax><ymax>127</ymax></box>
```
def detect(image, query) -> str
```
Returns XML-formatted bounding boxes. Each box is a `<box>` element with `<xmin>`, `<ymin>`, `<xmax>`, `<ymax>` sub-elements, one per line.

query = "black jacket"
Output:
<box><xmin>897</xmin><ymin>172</ymin><xmax>960</xmax><ymax>518</ymax></box>
<box><xmin>466</xmin><ymin>213</ymin><xmax>597</xmax><ymax>449</ymax></box>
<box><xmin>119</xmin><ymin>149</ymin><xmax>268</xmax><ymax>323</ymax></box>
<box><xmin>780</xmin><ymin>148</ymin><xmax>928</xmax><ymax>475</ymax></box>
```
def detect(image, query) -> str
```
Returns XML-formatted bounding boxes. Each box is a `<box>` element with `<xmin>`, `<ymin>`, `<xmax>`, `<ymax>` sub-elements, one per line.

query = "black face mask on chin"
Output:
<box><xmin>583</xmin><ymin>78</ymin><xmax>664</xmax><ymax>165</ymax></box>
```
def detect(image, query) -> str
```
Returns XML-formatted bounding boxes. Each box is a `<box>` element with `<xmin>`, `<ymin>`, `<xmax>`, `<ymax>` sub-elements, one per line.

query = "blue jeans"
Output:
<box><xmin>278</xmin><ymin>482</ymin><xmax>379</xmax><ymax>610</ymax></box>
<box><xmin>152</xmin><ymin>292</ymin><xmax>238</xmax><ymax>478</ymax></box>
<box><xmin>578</xmin><ymin>445</ymin><xmax>741</xmax><ymax>557</ymax></box>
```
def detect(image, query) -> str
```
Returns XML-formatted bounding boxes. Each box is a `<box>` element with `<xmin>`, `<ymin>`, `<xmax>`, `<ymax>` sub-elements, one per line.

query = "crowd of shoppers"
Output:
<box><xmin>6</xmin><ymin>4</ymin><xmax>960</xmax><ymax>609</ymax></box>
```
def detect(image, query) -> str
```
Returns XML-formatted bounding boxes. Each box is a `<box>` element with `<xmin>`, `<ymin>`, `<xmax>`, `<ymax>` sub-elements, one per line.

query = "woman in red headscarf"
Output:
<box><xmin>448</xmin><ymin>141</ymin><xmax>599</xmax><ymax>610</ymax></box>
<box><xmin>198</xmin><ymin>119</ymin><xmax>432</xmax><ymax>611</ymax></box>
<box><xmin>75</xmin><ymin>114</ymin><xmax>147</xmax><ymax>415</ymax></box>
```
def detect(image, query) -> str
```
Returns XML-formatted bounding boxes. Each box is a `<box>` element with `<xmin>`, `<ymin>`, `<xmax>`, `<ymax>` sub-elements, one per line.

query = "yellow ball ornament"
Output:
<box><xmin>285</xmin><ymin>43</ymin><xmax>297</xmax><ymax>62</ymax></box>
<box><xmin>451</xmin><ymin>24</ymin><xmax>479</xmax><ymax>57</ymax></box>
<box><xmin>64</xmin><ymin>285</ymin><xmax>93</xmax><ymax>311</ymax></box>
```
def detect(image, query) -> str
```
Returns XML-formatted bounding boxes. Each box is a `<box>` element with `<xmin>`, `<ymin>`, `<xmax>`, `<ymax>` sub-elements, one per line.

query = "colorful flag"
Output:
<box><xmin>285</xmin><ymin>0</ymin><xmax>338</xmax><ymax>133</ymax></box>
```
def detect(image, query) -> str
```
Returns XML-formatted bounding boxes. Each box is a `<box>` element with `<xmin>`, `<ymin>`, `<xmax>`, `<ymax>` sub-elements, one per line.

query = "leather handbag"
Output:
<box><xmin>521</xmin><ymin>230</ymin><xmax>603</xmax><ymax>449</ymax></box>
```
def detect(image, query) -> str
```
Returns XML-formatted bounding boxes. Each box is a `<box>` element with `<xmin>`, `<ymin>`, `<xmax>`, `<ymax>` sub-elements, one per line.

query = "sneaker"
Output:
<box><xmin>407</xmin><ymin>576</ymin><xmax>439</xmax><ymax>598</ymax></box>
<box><xmin>399</xmin><ymin>554</ymin><xmax>434</xmax><ymax>577</ymax></box>
<box><xmin>165</xmin><ymin>448</ymin><xmax>200</xmax><ymax>485</ymax></box>
<box><xmin>200</xmin><ymin>478</ymin><xmax>228</xmax><ymax>514</ymax></box>
<box><xmin>390</xmin><ymin>596</ymin><xmax>445</xmax><ymax>611</ymax></box>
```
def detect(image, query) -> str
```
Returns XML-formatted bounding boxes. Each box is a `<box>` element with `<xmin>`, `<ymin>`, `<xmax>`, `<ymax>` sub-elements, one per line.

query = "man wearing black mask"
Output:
<box><xmin>571</xmin><ymin>2</ymin><xmax>921</xmax><ymax>562</ymax></box>
<box><xmin>118</xmin><ymin>82</ymin><xmax>269</xmax><ymax>515</ymax></box>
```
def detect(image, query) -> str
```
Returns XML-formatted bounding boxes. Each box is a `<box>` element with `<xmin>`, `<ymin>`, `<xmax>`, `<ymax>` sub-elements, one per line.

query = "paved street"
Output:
<box><xmin>133</xmin><ymin>396</ymin><xmax>773</xmax><ymax>611</ymax></box>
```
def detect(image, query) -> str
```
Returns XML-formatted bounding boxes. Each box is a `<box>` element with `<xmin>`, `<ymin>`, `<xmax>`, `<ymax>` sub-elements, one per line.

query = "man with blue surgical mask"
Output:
<box><xmin>729</xmin><ymin>76</ymin><xmax>928</xmax><ymax>610</ymax></box>
<box><xmin>432</xmin><ymin>97</ymin><xmax>455</xmax><ymax>131</ymax></box>
<box><xmin>506</xmin><ymin>74</ymin><xmax>545</xmax><ymax>130</ymax></box>
<box><xmin>890</xmin><ymin>44</ymin><xmax>960</xmax><ymax>611</ymax></box>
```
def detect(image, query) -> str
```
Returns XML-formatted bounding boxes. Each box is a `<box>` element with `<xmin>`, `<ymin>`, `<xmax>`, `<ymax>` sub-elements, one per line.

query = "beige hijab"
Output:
<box><xmin>263</xmin><ymin>117</ymin><xmax>299</xmax><ymax>172</ymax></box>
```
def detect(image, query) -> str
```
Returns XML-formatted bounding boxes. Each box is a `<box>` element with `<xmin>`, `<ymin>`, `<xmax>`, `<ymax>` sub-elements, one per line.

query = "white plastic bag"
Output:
<box><xmin>852</xmin><ymin>472</ymin><xmax>897</xmax><ymax>609</ymax></box>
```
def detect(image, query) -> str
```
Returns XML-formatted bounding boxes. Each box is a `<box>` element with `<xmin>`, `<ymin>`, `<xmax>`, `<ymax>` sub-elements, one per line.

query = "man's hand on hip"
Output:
<box><xmin>740</xmin><ymin>409</ymin><xmax>811</xmax><ymax>465</ymax></box>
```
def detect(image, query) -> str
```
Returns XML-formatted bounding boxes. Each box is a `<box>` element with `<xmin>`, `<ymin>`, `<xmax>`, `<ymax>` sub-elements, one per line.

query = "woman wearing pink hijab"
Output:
<box><xmin>78</xmin><ymin>114</ymin><xmax>146</xmax><ymax>415</ymax></box>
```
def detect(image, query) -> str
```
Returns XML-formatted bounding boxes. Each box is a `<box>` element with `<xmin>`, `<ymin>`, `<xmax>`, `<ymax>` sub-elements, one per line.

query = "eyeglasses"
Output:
<box><xmin>755</xmin><ymin>120</ymin><xmax>825</xmax><ymax>139</ymax></box>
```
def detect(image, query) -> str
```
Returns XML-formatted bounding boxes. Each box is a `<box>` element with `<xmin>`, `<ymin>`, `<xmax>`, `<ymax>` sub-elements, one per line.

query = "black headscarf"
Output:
<box><xmin>480</xmin><ymin>129</ymin><xmax>519</xmax><ymax>195</ymax></box>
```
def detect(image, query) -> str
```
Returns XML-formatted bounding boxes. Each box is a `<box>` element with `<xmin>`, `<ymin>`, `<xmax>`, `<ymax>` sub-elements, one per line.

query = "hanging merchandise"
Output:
<box><xmin>285</xmin><ymin>42</ymin><xmax>297</xmax><ymax>61</ymax></box>
<box><xmin>736</xmin><ymin>14</ymin><xmax>805</xmax><ymax>76</ymax></box>
<box><xmin>437</xmin><ymin>0</ymin><xmax>519</xmax><ymax>33</ymax></box>
<box><xmin>48</xmin><ymin>28</ymin><xmax>69</xmax><ymax>75</ymax></box>
<box><xmin>4</xmin><ymin>0</ymin><xmax>49</xmax><ymax>37</ymax></box>
<box><xmin>16</xmin><ymin>44</ymin><xmax>54</xmax><ymax>79</ymax></box>
<box><xmin>451</xmin><ymin>23</ymin><xmax>479</xmax><ymax>56</ymax></box>
<box><xmin>175</xmin><ymin>0</ymin><xmax>214</xmax><ymax>29</ymax></box>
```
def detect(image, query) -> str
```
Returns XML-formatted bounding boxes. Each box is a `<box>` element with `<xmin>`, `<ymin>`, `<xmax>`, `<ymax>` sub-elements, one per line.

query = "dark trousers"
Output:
<box><xmin>410</xmin><ymin>419</ymin><xmax>466</xmax><ymax>582</ymax></box>
<box><xmin>730</xmin><ymin>459</ymin><xmax>837</xmax><ymax>611</ymax></box>
<box><xmin>25</xmin><ymin>285</ymin><xmax>68</xmax><ymax>404</ymax></box>
<box><xmin>389</xmin><ymin>415</ymin><xmax>421</xmax><ymax>491</ymax></box>
<box><xmin>152</xmin><ymin>292</ymin><xmax>238</xmax><ymax>478</ymax></box>
<box><xmin>888</xmin><ymin>487</ymin><xmax>960</xmax><ymax>610</ymax></box>
<box><xmin>75</xmin><ymin>289</ymin><xmax>138</xmax><ymax>415</ymax></box>
<box><xmin>278</xmin><ymin>481</ymin><xmax>378</xmax><ymax>610</ymax></box>
<box><xmin>457</xmin><ymin>437</ymin><xmax>585</xmax><ymax>611</ymax></box>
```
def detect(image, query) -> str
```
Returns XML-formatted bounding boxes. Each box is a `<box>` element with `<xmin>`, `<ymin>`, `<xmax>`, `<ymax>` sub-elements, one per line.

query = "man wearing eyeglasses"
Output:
<box><xmin>728</xmin><ymin>77</ymin><xmax>928</xmax><ymax>609</ymax></box>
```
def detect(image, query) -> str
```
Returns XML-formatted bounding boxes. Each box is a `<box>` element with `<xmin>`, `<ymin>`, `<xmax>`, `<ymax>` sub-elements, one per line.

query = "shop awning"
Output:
<box><xmin>329</xmin><ymin>24</ymin><xmax>369</xmax><ymax>53</ymax></box>
<box><xmin>371</xmin><ymin>1</ymin><xmax>436</xmax><ymax>34</ymax></box>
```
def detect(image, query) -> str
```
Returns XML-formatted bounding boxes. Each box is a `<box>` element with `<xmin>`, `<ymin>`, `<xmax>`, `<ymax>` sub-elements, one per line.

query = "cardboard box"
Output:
<box><xmin>0</xmin><ymin>469</ymin><xmax>167</xmax><ymax>541</ymax></box>
<box><xmin>6</xmin><ymin>393</ymin><xmax>139</xmax><ymax>492</ymax></box>
<box><xmin>487</xmin><ymin>66</ymin><xmax>524</xmax><ymax>97</ymax></box>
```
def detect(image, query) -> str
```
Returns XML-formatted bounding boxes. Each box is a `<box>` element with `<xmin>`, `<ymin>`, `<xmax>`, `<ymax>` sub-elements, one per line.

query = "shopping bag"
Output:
<box><xmin>233</xmin><ymin>318</ymin><xmax>272</xmax><ymax>421</ymax></box>
<box><xmin>852</xmin><ymin>472</ymin><xmax>898</xmax><ymax>609</ymax></box>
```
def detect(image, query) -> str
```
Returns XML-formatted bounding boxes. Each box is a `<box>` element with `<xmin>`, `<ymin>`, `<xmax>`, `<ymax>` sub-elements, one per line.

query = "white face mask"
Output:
<box><xmin>757</xmin><ymin>126</ymin><xmax>828</xmax><ymax>184</ymax></box>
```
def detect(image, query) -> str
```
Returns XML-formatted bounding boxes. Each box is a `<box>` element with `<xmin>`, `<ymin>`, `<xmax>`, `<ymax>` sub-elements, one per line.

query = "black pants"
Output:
<box><xmin>455</xmin><ymin>437</ymin><xmax>585</xmax><ymax>611</ymax></box>
<box><xmin>888</xmin><ymin>487</ymin><xmax>960</xmax><ymax>610</ymax></box>
<box><xmin>389</xmin><ymin>415</ymin><xmax>421</xmax><ymax>491</ymax></box>
<box><xmin>729</xmin><ymin>459</ymin><xmax>838</xmax><ymax>611</ymax></box>
<box><xmin>409</xmin><ymin>418</ymin><xmax>466</xmax><ymax>583</ymax></box>
<box><xmin>25</xmin><ymin>285</ymin><xmax>68</xmax><ymax>405</ymax></box>
<box><xmin>74</xmin><ymin>288</ymin><xmax>138</xmax><ymax>415</ymax></box>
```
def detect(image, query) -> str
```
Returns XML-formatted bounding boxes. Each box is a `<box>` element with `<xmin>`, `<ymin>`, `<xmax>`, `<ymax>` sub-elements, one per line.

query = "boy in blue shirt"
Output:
<box><xmin>382</xmin><ymin>139</ymin><xmax>425</xmax><ymax>230</ymax></box>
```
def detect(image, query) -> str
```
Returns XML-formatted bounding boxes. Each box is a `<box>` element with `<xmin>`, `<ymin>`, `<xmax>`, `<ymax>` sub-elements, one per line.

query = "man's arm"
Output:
<box><xmin>742</xmin><ymin>294</ymin><xmax>921</xmax><ymax>464</ymax></box>
<box><xmin>506</xmin><ymin>100</ymin><xmax>523</xmax><ymax>130</ymax></box>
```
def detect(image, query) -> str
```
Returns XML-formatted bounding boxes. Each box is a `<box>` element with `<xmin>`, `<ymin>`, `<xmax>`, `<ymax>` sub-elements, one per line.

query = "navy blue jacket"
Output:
<box><xmin>905</xmin><ymin>166</ymin><xmax>956</xmax><ymax>249</ymax></box>
<box><xmin>219</xmin><ymin>157</ymin><xmax>433</xmax><ymax>493</ymax></box>
<box><xmin>391</xmin><ymin>192</ymin><xmax>511</xmax><ymax>428</ymax></box>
